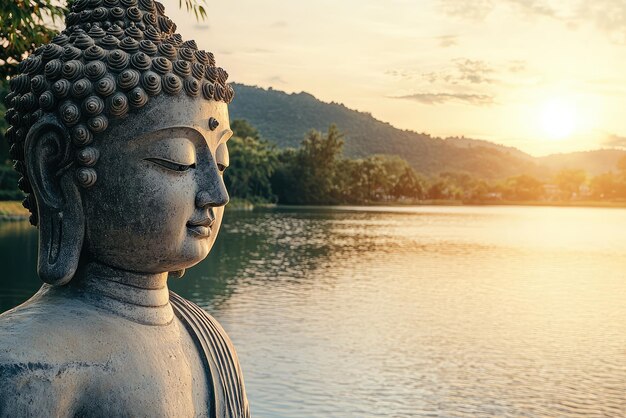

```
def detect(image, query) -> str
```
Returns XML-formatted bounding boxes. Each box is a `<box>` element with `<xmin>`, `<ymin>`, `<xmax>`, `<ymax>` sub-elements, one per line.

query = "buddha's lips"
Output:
<box><xmin>187</xmin><ymin>218</ymin><xmax>214</xmax><ymax>238</ymax></box>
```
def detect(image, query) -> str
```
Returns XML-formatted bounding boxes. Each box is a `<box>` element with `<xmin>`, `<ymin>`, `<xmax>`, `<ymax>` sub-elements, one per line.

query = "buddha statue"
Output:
<box><xmin>0</xmin><ymin>0</ymin><xmax>249</xmax><ymax>416</ymax></box>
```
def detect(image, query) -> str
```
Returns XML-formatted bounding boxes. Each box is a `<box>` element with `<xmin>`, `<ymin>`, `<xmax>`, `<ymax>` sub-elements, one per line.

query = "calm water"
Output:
<box><xmin>1</xmin><ymin>206</ymin><xmax>625</xmax><ymax>417</ymax></box>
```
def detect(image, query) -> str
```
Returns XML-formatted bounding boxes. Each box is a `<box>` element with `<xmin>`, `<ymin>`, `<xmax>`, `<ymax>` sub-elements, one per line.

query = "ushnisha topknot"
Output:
<box><xmin>4</xmin><ymin>0</ymin><xmax>234</xmax><ymax>226</ymax></box>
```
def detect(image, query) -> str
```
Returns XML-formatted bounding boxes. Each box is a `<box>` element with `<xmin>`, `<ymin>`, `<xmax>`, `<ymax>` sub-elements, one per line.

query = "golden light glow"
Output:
<box><xmin>539</xmin><ymin>99</ymin><xmax>577</xmax><ymax>141</ymax></box>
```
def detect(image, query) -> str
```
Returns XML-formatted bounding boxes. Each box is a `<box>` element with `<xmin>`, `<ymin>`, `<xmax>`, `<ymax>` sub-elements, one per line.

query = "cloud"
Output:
<box><xmin>267</xmin><ymin>75</ymin><xmax>287</xmax><ymax>84</ymax></box>
<box><xmin>603</xmin><ymin>133</ymin><xmax>626</xmax><ymax>148</ymax></box>
<box><xmin>436</xmin><ymin>35</ymin><xmax>458</xmax><ymax>48</ymax></box>
<box><xmin>385</xmin><ymin>69</ymin><xmax>418</xmax><ymax>81</ymax></box>
<box><xmin>577</xmin><ymin>1</ymin><xmax>626</xmax><ymax>44</ymax></box>
<box><xmin>394</xmin><ymin>92</ymin><xmax>494</xmax><ymax>106</ymax></box>
<box><xmin>508</xmin><ymin>60</ymin><xmax>527</xmax><ymax>73</ymax></box>
<box><xmin>455</xmin><ymin>59</ymin><xmax>495</xmax><ymax>84</ymax></box>
<box><xmin>439</xmin><ymin>0</ymin><xmax>559</xmax><ymax>21</ymax></box>
<box><xmin>270</xmin><ymin>20</ymin><xmax>288</xmax><ymax>28</ymax></box>
<box><xmin>420</xmin><ymin>59</ymin><xmax>497</xmax><ymax>85</ymax></box>
<box><xmin>387</xmin><ymin>59</ymin><xmax>528</xmax><ymax>106</ymax></box>
<box><xmin>439</xmin><ymin>0</ymin><xmax>494</xmax><ymax>20</ymax></box>
<box><xmin>193</xmin><ymin>24</ymin><xmax>210</xmax><ymax>30</ymax></box>
<box><xmin>507</xmin><ymin>0</ymin><xmax>558</xmax><ymax>18</ymax></box>
<box><xmin>439</xmin><ymin>0</ymin><xmax>626</xmax><ymax>43</ymax></box>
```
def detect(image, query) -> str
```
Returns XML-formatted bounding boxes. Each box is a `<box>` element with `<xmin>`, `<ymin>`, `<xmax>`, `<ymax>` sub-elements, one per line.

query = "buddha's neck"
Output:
<box><xmin>74</xmin><ymin>262</ymin><xmax>174</xmax><ymax>326</ymax></box>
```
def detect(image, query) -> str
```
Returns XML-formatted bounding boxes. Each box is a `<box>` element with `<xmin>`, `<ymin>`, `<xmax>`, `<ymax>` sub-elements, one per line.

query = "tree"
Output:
<box><xmin>0</xmin><ymin>81</ymin><xmax>9</xmax><ymax>163</ymax></box>
<box><xmin>360</xmin><ymin>156</ymin><xmax>387</xmax><ymax>201</ymax></box>
<box><xmin>0</xmin><ymin>1</ymin><xmax>208</xmax><ymax>80</ymax></box>
<box><xmin>427</xmin><ymin>179</ymin><xmax>449</xmax><ymax>200</ymax></box>
<box><xmin>226</xmin><ymin>119</ymin><xmax>277</xmax><ymax>202</ymax></box>
<box><xmin>469</xmin><ymin>180</ymin><xmax>490</xmax><ymax>201</ymax></box>
<box><xmin>503</xmin><ymin>174</ymin><xmax>544</xmax><ymax>200</ymax></box>
<box><xmin>589</xmin><ymin>172</ymin><xmax>618</xmax><ymax>199</ymax></box>
<box><xmin>0</xmin><ymin>0</ymin><xmax>66</xmax><ymax>79</ymax></box>
<box><xmin>335</xmin><ymin>158</ymin><xmax>367</xmax><ymax>203</ymax></box>
<box><xmin>391</xmin><ymin>166</ymin><xmax>424</xmax><ymax>200</ymax></box>
<box><xmin>618</xmin><ymin>156</ymin><xmax>626</xmax><ymax>179</ymax></box>
<box><xmin>374</xmin><ymin>155</ymin><xmax>418</xmax><ymax>199</ymax></box>
<box><xmin>231</xmin><ymin>119</ymin><xmax>260</xmax><ymax>141</ymax></box>
<box><xmin>554</xmin><ymin>169</ymin><xmax>587</xmax><ymax>199</ymax></box>
<box><xmin>224</xmin><ymin>133</ymin><xmax>278</xmax><ymax>202</ymax></box>
<box><xmin>271</xmin><ymin>125</ymin><xmax>344</xmax><ymax>204</ymax></box>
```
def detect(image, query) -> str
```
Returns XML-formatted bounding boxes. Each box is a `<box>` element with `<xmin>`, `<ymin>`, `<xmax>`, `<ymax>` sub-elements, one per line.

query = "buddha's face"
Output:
<box><xmin>80</xmin><ymin>95</ymin><xmax>231</xmax><ymax>273</ymax></box>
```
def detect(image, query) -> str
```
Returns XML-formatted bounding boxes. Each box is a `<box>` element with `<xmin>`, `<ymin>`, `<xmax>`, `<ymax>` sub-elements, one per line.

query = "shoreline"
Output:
<box><xmin>2</xmin><ymin>198</ymin><xmax>625</xmax><ymax>221</ymax></box>
<box><xmin>271</xmin><ymin>200</ymin><xmax>626</xmax><ymax>210</ymax></box>
<box><xmin>0</xmin><ymin>201</ymin><xmax>29</xmax><ymax>221</ymax></box>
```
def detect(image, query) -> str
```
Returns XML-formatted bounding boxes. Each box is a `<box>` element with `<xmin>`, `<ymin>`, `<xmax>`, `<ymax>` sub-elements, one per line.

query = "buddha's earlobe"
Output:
<box><xmin>168</xmin><ymin>269</ymin><xmax>186</xmax><ymax>279</ymax></box>
<box><xmin>25</xmin><ymin>115</ymin><xmax>85</xmax><ymax>286</ymax></box>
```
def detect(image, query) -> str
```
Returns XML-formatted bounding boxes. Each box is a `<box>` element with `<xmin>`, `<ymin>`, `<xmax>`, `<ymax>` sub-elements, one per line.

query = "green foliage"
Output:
<box><xmin>502</xmin><ymin>174</ymin><xmax>544</xmax><ymax>201</ymax></box>
<box><xmin>554</xmin><ymin>169</ymin><xmax>587</xmax><ymax>199</ymax></box>
<box><xmin>224</xmin><ymin>121</ymin><xmax>278</xmax><ymax>202</ymax></box>
<box><xmin>272</xmin><ymin>125</ymin><xmax>344</xmax><ymax>204</ymax></box>
<box><xmin>618</xmin><ymin>156</ymin><xmax>626</xmax><ymax>175</ymax></box>
<box><xmin>179</xmin><ymin>0</ymin><xmax>207</xmax><ymax>21</ymax></box>
<box><xmin>0</xmin><ymin>0</ymin><xmax>66</xmax><ymax>79</ymax></box>
<box><xmin>589</xmin><ymin>172</ymin><xmax>619</xmax><ymax>199</ymax></box>
<box><xmin>392</xmin><ymin>166</ymin><xmax>425</xmax><ymax>200</ymax></box>
<box><xmin>271</xmin><ymin>125</ymin><xmax>432</xmax><ymax>204</ymax></box>
<box><xmin>232</xmin><ymin>119</ymin><xmax>260</xmax><ymax>141</ymax></box>
<box><xmin>0</xmin><ymin>164</ymin><xmax>22</xmax><ymax>200</ymax></box>
<box><xmin>0</xmin><ymin>81</ymin><xmax>8</xmax><ymax>163</ymax></box>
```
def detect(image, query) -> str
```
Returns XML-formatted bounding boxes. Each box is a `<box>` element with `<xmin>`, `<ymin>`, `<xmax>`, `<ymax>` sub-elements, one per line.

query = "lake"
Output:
<box><xmin>1</xmin><ymin>205</ymin><xmax>625</xmax><ymax>417</ymax></box>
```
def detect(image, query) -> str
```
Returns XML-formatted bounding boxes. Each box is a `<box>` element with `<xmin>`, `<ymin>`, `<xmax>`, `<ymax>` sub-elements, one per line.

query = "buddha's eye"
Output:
<box><xmin>145</xmin><ymin>158</ymin><xmax>196</xmax><ymax>172</ymax></box>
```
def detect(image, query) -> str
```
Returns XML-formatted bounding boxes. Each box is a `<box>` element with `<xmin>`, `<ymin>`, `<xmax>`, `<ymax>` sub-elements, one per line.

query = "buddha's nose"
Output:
<box><xmin>195</xmin><ymin>186</ymin><xmax>229</xmax><ymax>209</ymax></box>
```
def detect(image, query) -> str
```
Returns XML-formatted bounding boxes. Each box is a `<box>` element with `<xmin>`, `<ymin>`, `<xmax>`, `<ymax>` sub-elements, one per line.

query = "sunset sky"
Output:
<box><xmin>164</xmin><ymin>0</ymin><xmax>626</xmax><ymax>156</ymax></box>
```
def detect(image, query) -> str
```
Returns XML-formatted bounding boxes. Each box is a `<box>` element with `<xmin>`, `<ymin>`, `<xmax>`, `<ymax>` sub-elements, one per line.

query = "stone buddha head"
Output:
<box><xmin>3</xmin><ymin>0</ymin><xmax>235</xmax><ymax>286</ymax></box>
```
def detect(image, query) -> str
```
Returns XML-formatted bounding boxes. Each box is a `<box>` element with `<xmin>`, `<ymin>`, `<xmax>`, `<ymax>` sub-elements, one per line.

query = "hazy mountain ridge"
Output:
<box><xmin>537</xmin><ymin>150</ymin><xmax>626</xmax><ymax>175</ymax></box>
<box><xmin>229</xmin><ymin>83</ymin><xmax>625</xmax><ymax>178</ymax></box>
<box><xmin>443</xmin><ymin>137</ymin><xmax>535</xmax><ymax>162</ymax></box>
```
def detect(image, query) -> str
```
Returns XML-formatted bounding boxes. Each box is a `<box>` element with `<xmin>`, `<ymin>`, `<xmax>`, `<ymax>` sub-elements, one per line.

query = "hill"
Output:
<box><xmin>229</xmin><ymin>84</ymin><xmax>625</xmax><ymax>178</ymax></box>
<box><xmin>537</xmin><ymin>150</ymin><xmax>626</xmax><ymax>175</ymax></box>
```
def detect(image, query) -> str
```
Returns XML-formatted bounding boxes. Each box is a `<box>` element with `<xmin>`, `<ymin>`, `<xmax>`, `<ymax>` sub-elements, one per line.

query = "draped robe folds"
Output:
<box><xmin>170</xmin><ymin>292</ymin><xmax>251</xmax><ymax>418</ymax></box>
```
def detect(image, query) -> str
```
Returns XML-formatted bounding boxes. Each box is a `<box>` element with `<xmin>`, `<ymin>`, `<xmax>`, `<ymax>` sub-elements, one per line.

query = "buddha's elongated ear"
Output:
<box><xmin>168</xmin><ymin>269</ymin><xmax>185</xmax><ymax>279</ymax></box>
<box><xmin>25</xmin><ymin>115</ymin><xmax>84</xmax><ymax>286</ymax></box>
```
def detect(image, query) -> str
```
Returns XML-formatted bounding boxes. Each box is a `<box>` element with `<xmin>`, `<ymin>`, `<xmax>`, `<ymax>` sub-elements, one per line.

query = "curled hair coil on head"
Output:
<box><xmin>4</xmin><ymin>0</ymin><xmax>234</xmax><ymax>226</ymax></box>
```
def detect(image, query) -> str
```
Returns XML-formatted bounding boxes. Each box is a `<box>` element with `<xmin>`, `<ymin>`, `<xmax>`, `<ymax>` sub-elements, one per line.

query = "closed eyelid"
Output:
<box><xmin>145</xmin><ymin>157</ymin><xmax>196</xmax><ymax>172</ymax></box>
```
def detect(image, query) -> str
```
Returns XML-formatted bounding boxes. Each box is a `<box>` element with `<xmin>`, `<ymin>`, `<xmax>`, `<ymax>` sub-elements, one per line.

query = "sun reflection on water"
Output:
<box><xmin>1</xmin><ymin>206</ymin><xmax>625</xmax><ymax>417</ymax></box>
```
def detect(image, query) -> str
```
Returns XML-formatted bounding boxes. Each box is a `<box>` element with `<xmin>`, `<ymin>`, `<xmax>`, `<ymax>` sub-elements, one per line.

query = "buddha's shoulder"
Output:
<box><xmin>0</xmin><ymin>287</ymin><xmax>149</xmax><ymax>416</ymax></box>
<box><xmin>0</xmin><ymin>288</ymin><xmax>102</xmax><ymax>417</ymax></box>
<box><xmin>1</xmin><ymin>286</ymin><xmax>107</xmax><ymax>334</ymax></box>
<box><xmin>0</xmin><ymin>286</ymin><xmax>121</xmax><ymax>364</ymax></box>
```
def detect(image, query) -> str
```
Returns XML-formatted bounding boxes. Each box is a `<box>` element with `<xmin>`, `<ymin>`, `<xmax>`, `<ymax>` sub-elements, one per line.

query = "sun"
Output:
<box><xmin>539</xmin><ymin>98</ymin><xmax>577</xmax><ymax>140</ymax></box>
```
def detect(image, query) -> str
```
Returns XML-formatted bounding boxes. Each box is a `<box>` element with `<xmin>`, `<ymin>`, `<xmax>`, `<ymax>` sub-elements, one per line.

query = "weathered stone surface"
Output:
<box><xmin>0</xmin><ymin>1</ymin><xmax>248</xmax><ymax>417</ymax></box>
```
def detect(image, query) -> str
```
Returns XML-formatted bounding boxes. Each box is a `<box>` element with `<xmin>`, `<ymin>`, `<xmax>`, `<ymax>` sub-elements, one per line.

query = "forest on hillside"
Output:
<box><xmin>223</xmin><ymin>121</ymin><xmax>626</xmax><ymax>205</ymax></box>
<box><xmin>229</xmin><ymin>84</ymin><xmax>626</xmax><ymax>180</ymax></box>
